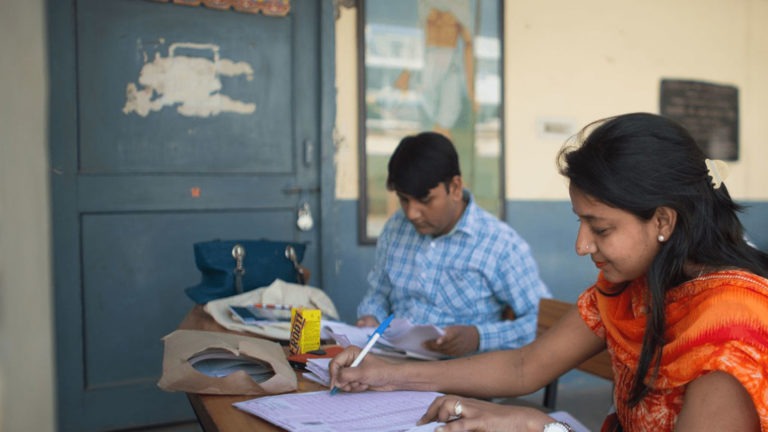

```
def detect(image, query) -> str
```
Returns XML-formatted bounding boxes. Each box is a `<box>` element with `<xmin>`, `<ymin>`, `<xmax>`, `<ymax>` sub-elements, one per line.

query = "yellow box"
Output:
<box><xmin>289</xmin><ymin>308</ymin><xmax>322</xmax><ymax>355</ymax></box>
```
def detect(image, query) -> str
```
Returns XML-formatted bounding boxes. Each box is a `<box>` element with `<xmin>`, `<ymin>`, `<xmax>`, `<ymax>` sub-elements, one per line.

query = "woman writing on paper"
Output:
<box><xmin>329</xmin><ymin>113</ymin><xmax>768</xmax><ymax>431</ymax></box>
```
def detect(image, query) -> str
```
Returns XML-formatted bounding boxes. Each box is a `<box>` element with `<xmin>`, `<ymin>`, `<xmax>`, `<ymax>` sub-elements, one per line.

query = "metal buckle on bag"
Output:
<box><xmin>232</xmin><ymin>244</ymin><xmax>246</xmax><ymax>294</ymax></box>
<box><xmin>285</xmin><ymin>245</ymin><xmax>305</xmax><ymax>285</ymax></box>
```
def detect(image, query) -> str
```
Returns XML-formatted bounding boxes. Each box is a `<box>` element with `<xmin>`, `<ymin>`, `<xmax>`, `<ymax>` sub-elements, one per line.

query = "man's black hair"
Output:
<box><xmin>386</xmin><ymin>131</ymin><xmax>461</xmax><ymax>198</ymax></box>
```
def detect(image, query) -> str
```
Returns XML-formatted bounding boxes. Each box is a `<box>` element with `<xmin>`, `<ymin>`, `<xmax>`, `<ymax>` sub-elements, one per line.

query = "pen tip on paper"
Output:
<box><xmin>329</xmin><ymin>386</ymin><xmax>340</xmax><ymax>396</ymax></box>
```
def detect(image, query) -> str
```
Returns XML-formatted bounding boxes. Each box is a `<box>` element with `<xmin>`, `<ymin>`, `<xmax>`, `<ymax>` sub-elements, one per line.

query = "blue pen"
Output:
<box><xmin>330</xmin><ymin>314</ymin><xmax>395</xmax><ymax>395</ymax></box>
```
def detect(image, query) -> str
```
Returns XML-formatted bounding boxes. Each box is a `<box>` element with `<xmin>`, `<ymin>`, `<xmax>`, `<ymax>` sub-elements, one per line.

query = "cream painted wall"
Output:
<box><xmin>335</xmin><ymin>0</ymin><xmax>768</xmax><ymax>201</ymax></box>
<box><xmin>334</xmin><ymin>5</ymin><xmax>360</xmax><ymax>200</ymax></box>
<box><xmin>0</xmin><ymin>1</ymin><xmax>56</xmax><ymax>432</ymax></box>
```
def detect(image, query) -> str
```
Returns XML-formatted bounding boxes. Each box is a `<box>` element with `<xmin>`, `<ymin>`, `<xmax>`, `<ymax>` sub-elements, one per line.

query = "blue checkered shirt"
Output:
<box><xmin>357</xmin><ymin>192</ymin><xmax>551</xmax><ymax>352</ymax></box>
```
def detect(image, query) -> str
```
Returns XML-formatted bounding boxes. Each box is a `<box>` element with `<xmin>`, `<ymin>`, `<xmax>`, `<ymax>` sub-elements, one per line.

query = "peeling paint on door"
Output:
<box><xmin>123</xmin><ymin>42</ymin><xmax>257</xmax><ymax>117</ymax></box>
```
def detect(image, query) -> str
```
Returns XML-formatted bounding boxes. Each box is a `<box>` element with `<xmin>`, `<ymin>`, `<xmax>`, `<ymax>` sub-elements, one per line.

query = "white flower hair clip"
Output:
<box><xmin>705</xmin><ymin>159</ymin><xmax>730</xmax><ymax>189</ymax></box>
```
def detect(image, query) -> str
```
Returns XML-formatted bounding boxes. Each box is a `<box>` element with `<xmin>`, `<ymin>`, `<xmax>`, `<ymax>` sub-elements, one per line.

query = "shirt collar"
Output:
<box><xmin>441</xmin><ymin>189</ymin><xmax>477</xmax><ymax>238</ymax></box>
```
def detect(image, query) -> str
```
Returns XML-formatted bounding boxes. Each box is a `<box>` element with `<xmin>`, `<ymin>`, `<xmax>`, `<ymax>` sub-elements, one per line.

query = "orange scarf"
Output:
<box><xmin>579</xmin><ymin>270</ymin><xmax>768</xmax><ymax>431</ymax></box>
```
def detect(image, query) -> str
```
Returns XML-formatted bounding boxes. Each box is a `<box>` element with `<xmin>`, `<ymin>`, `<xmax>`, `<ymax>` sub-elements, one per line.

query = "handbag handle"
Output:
<box><xmin>285</xmin><ymin>246</ymin><xmax>305</xmax><ymax>285</ymax></box>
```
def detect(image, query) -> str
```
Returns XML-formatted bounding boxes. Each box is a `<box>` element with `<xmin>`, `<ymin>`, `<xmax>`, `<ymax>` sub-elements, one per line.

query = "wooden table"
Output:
<box><xmin>177</xmin><ymin>307</ymin><xmax>545</xmax><ymax>431</ymax></box>
<box><xmin>178</xmin><ymin>306</ymin><xmax>327</xmax><ymax>432</ymax></box>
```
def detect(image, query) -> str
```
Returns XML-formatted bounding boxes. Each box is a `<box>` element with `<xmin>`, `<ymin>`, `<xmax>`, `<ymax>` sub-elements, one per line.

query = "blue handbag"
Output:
<box><xmin>185</xmin><ymin>239</ymin><xmax>307</xmax><ymax>304</ymax></box>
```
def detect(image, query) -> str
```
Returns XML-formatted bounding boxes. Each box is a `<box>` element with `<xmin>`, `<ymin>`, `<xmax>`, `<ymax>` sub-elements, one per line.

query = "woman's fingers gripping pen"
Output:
<box><xmin>329</xmin><ymin>314</ymin><xmax>394</xmax><ymax>395</ymax></box>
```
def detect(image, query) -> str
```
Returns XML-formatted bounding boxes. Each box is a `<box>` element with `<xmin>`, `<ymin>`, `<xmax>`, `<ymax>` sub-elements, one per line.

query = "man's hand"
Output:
<box><xmin>422</xmin><ymin>325</ymin><xmax>479</xmax><ymax>357</ymax></box>
<box><xmin>355</xmin><ymin>315</ymin><xmax>380</xmax><ymax>327</ymax></box>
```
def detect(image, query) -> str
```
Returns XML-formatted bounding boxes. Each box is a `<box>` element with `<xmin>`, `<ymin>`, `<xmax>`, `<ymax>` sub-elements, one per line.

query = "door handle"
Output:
<box><xmin>303</xmin><ymin>139</ymin><xmax>313</xmax><ymax>166</ymax></box>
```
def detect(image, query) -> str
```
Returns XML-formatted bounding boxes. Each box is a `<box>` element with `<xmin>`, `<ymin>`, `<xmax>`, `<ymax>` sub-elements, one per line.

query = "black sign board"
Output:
<box><xmin>659</xmin><ymin>79</ymin><xmax>739</xmax><ymax>161</ymax></box>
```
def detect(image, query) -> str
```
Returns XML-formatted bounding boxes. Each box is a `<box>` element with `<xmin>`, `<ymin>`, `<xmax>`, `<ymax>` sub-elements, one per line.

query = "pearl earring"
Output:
<box><xmin>658</xmin><ymin>235</ymin><xmax>665</xmax><ymax>242</ymax></box>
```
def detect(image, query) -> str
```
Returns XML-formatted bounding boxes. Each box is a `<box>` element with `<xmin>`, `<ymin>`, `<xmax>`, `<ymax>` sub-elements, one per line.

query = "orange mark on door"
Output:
<box><xmin>191</xmin><ymin>187</ymin><xmax>201</xmax><ymax>198</ymax></box>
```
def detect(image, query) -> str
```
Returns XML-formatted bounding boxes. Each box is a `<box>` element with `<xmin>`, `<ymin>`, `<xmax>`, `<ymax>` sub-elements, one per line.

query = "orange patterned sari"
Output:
<box><xmin>578</xmin><ymin>270</ymin><xmax>768</xmax><ymax>432</ymax></box>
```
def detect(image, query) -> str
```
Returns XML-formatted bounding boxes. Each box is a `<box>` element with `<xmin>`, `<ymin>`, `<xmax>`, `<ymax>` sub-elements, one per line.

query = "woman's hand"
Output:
<box><xmin>419</xmin><ymin>395</ymin><xmax>555</xmax><ymax>432</ymax></box>
<box><xmin>328</xmin><ymin>346</ymin><xmax>400</xmax><ymax>393</ymax></box>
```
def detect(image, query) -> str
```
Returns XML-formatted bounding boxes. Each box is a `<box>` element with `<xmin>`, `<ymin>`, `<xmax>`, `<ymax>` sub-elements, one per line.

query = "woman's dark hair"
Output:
<box><xmin>387</xmin><ymin>131</ymin><xmax>461</xmax><ymax>198</ymax></box>
<box><xmin>557</xmin><ymin>112</ymin><xmax>768</xmax><ymax>406</ymax></box>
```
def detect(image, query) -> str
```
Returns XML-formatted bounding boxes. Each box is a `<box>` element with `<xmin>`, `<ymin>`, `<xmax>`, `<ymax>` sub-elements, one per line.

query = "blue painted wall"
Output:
<box><xmin>323</xmin><ymin>199</ymin><xmax>768</xmax><ymax>323</ymax></box>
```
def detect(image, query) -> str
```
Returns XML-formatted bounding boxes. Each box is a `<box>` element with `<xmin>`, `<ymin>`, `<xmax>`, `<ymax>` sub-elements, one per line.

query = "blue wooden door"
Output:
<box><xmin>48</xmin><ymin>0</ymin><xmax>333</xmax><ymax>430</ymax></box>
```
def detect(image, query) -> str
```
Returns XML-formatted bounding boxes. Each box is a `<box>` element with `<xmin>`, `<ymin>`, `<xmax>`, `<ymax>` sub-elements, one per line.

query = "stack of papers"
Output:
<box><xmin>298</xmin><ymin>360</ymin><xmax>592</xmax><ymax>432</ymax></box>
<box><xmin>549</xmin><ymin>411</ymin><xmax>591</xmax><ymax>432</ymax></box>
<box><xmin>189</xmin><ymin>348</ymin><xmax>275</xmax><ymax>383</ymax></box>
<box><xmin>234</xmin><ymin>389</ymin><xmax>446</xmax><ymax>431</ymax></box>
<box><xmin>234</xmin><ymin>388</ymin><xmax>591</xmax><ymax>432</ymax></box>
<box><xmin>229</xmin><ymin>356</ymin><xmax>592</xmax><ymax>432</ymax></box>
<box><xmin>323</xmin><ymin>319</ymin><xmax>447</xmax><ymax>360</ymax></box>
<box><xmin>303</xmin><ymin>358</ymin><xmax>332</xmax><ymax>386</ymax></box>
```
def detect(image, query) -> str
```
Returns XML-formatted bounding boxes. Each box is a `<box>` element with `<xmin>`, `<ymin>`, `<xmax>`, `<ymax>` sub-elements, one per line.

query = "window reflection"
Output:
<box><xmin>361</xmin><ymin>0</ymin><xmax>504</xmax><ymax>241</ymax></box>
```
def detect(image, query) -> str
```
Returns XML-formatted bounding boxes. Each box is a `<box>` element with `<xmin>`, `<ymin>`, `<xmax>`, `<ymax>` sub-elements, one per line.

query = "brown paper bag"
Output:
<box><xmin>157</xmin><ymin>329</ymin><xmax>297</xmax><ymax>395</ymax></box>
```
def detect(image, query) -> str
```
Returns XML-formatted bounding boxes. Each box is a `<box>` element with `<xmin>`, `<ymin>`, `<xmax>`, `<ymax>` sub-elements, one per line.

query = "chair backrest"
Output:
<box><xmin>537</xmin><ymin>298</ymin><xmax>613</xmax><ymax>409</ymax></box>
<box><xmin>537</xmin><ymin>298</ymin><xmax>613</xmax><ymax>380</ymax></box>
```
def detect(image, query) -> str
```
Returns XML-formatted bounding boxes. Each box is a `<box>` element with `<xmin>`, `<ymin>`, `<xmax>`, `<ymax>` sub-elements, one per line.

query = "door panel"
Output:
<box><xmin>77</xmin><ymin>0</ymin><xmax>294</xmax><ymax>174</ymax></box>
<box><xmin>76</xmin><ymin>176</ymin><xmax>303</xmax><ymax>211</ymax></box>
<box><xmin>81</xmin><ymin>211</ymin><xmax>300</xmax><ymax>386</ymax></box>
<box><xmin>49</xmin><ymin>0</ymin><xmax>330</xmax><ymax>430</ymax></box>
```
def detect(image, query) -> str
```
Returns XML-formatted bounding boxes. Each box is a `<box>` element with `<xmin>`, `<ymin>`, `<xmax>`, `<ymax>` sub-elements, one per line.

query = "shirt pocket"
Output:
<box><xmin>435</xmin><ymin>269</ymin><xmax>493</xmax><ymax>319</ymax></box>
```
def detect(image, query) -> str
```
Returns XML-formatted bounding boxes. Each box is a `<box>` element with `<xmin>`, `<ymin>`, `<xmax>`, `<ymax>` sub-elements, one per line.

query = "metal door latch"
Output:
<box><xmin>232</xmin><ymin>243</ymin><xmax>246</xmax><ymax>294</ymax></box>
<box><xmin>297</xmin><ymin>202</ymin><xmax>313</xmax><ymax>231</ymax></box>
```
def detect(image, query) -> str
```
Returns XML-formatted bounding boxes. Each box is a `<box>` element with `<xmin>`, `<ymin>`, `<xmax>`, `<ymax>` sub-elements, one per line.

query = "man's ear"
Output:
<box><xmin>654</xmin><ymin>206</ymin><xmax>677</xmax><ymax>239</ymax></box>
<box><xmin>448</xmin><ymin>175</ymin><xmax>463</xmax><ymax>199</ymax></box>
